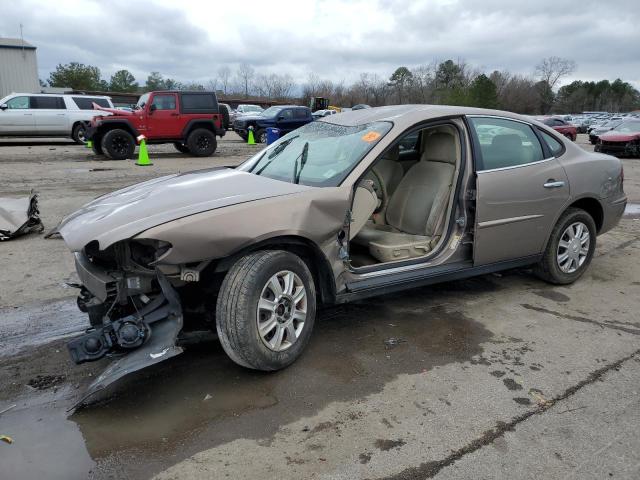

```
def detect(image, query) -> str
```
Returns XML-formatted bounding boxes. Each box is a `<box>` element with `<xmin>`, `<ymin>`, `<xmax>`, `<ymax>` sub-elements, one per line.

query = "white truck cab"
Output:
<box><xmin>0</xmin><ymin>93</ymin><xmax>114</xmax><ymax>143</ymax></box>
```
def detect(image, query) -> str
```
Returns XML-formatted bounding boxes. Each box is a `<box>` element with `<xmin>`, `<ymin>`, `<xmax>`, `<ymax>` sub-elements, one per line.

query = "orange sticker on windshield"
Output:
<box><xmin>361</xmin><ymin>131</ymin><xmax>381</xmax><ymax>142</ymax></box>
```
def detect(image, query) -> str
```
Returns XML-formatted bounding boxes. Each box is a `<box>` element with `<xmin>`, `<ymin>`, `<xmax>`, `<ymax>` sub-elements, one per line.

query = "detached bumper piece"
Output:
<box><xmin>70</xmin><ymin>272</ymin><xmax>184</xmax><ymax>405</ymax></box>
<box><xmin>0</xmin><ymin>191</ymin><xmax>44</xmax><ymax>241</ymax></box>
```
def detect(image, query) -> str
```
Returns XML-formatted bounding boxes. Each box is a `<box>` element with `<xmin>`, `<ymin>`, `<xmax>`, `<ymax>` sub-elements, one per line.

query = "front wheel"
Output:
<box><xmin>216</xmin><ymin>250</ymin><xmax>316</xmax><ymax>370</ymax></box>
<box><xmin>534</xmin><ymin>208</ymin><xmax>596</xmax><ymax>285</ymax></box>
<box><xmin>186</xmin><ymin>128</ymin><xmax>217</xmax><ymax>156</ymax></box>
<box><xmin>101</xmin><ymin>128</ymin><xmax>135</xmax><ymax>160</ymax></box>
<box><xmin>256</xmin><ymin>129</ymin><xmax>267</xmax><ymax>144</ymax></box>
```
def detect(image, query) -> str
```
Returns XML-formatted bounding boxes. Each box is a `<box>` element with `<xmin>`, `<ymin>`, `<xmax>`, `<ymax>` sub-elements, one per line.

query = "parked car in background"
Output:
<box><xmin>312</xmin><ymin>109</ymin><xmax>338</xmax><ymax>119</ymax></box>
<box><xmin>233</xmin><ymin>105</ymin><xmax>313</xmax><ymax>142</ymax></box>
<box><xmin>537</xmin><ymin>117</ymin><xmax>577</xmax><ymax>141</ymax></box>
<box><xmin>0</xmin><ymin>93</ymin><xmax>114</xmax><ymax>143</ymax></box>
<box><xmin>352</xmin><ymin>104</ymin><xmax>371</xmax><ymax>110</ymax></box>
<box><xmin>235</xmin><ymin>104</ymin><xmax>264</xmax><ymax>116</ymax></box>
<box><xmin>589</xmin><ymin>118</ymin><xmax>623</xmax><ymax>144</ymax></box>
<box><xmin>595</xmin><ymin>119</ymin><xmax>640</xmax><ymax>157</ymax></box>
<box><xmin>85</xmin><ymin>91</ymin><xmax>225</xmax><ymax>160</ymax></box>
<box><xmin>56</xmin><ymin>104</ymin><xmax>625</xmax><ymax>400</ymax></box>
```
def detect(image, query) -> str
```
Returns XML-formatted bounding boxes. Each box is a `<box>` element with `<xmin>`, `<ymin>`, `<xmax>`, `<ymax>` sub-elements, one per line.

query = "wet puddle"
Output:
<box><xmin>624</xmin><ymin>203</ymin><xmax>640</xmax><ymax>218</ymax></box>
<box><xmin>0</xmin><ymin>277</ymin><xmax>499</xmax><ymax>479</ymax></box>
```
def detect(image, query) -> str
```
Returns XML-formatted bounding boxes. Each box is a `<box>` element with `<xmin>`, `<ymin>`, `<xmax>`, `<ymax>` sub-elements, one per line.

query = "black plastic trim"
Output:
<box><xmin>337</xmin><ymin>255</ymin><xmax>541</xmax><ymax>303</ymax></box>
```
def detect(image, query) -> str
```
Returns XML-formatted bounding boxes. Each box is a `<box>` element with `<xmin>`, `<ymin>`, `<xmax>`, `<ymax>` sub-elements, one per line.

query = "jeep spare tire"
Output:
<box><xmin>101</xmin><ymin>129</ymin><xmax>135</xmax><ymax>160</ymax></box>
<box><xmin>187</xmin><ymin>128</ymin><xmax>217</xmax><ymax>156</ymax></box>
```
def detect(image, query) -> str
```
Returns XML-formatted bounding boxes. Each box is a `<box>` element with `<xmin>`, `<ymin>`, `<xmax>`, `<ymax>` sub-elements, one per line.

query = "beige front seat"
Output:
<box><xmin>354</xmin><ymin>131</ymin><xmax>458</xmax><ymax>263</ymax></box>
<box><xmin>363</xmin><ymin>145</ymin><xmax>404</xmax><ymax>221</ymax></box>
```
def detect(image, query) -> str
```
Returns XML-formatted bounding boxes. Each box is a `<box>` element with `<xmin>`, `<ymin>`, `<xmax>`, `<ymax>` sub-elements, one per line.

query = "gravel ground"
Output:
<box><xmin>0</xmin><ymin>133</ymin><xmax>638</xmax><ymax>480</ymax></box>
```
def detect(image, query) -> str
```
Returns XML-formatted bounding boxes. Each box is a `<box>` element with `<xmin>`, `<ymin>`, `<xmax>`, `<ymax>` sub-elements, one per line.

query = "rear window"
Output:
<box><xmin>32</xmin><ymin>96</ymin><xmax>65</xmax><ymax>109</ymax></box>
<box><xmin>294</xmin><ymin>108</ymin><xmax>308</xmax><ymax>119</ymax></box>
<box><xmin>181</xmin><ymin>93</ymin><xmax>218</xmax><ymax>113</ymax></box>
<box><xmin>73</xmin><ymin>97</ymin><xmax>110</xmax><ymax>109</ymax></box>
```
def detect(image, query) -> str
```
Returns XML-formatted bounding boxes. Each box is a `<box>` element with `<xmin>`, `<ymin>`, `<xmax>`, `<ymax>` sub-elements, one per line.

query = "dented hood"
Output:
<box><xmin>58</xmin><ymin>168</ymin><xmax>310</xmax><ymax>251</ymax></box>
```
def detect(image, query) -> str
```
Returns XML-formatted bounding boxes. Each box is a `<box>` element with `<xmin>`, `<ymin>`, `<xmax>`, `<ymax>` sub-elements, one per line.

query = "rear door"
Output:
<box><xmin>32</xmin><ymin>96</ymin><xmax>68</xmax><ymax>134</ymax></box>
<box><xmin>0</xmin><ymin>96</ymin><xmax>36</xmax><ymax>133</ymax></box>
<box><xmin>146</xmin><ymin>93</ymin><xmax>180</xmax><ymax>138</ymax></box>
<box><xmin>469</xmin><ymin>116</ymin><xmax>570</xmax><ymax>265</ymax></box>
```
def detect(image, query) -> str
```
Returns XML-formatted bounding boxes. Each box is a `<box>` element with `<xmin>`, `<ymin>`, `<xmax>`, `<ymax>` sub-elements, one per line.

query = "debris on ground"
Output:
<box><xmin>383</xmin><ymin>337</ymin><xmax>407</xmax><ymax>349</ymax></box>
<box><xmin>1</xmin><ymin>435</ymin><xmax>13</xmax><ymax>445</ymax></box>
<box><xmin>0</xmin><ymin>405</ymin><xmax>16</xmax><ymax>415</ymax></box>
<box><xmin>0</xmin><ymin>191</ymin><xmax>44</xmax><ymax>241</ymax></box>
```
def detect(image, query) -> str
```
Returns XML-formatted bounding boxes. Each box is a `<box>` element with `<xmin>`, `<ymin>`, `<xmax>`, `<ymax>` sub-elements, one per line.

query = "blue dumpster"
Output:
<box><xmin>266</xmin><ymin>127</ymin><xmax>281</xmax><ymax>145</ymax></box>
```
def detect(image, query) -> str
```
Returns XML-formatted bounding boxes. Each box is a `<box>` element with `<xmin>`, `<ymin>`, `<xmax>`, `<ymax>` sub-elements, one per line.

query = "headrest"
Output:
<box><xmin>421</xmin><ymin>131</ymin><xmax>457</xmax><ymax>164</ymax></box>
<box><xmin>491</xmin><ymin>134</ymin><xmax>522</xmax><ymax>151</ymax></box>
<box><xmin>381</xmin><ymin>144</ymin><xmax>399</xmax><ymax>162</ymax></box>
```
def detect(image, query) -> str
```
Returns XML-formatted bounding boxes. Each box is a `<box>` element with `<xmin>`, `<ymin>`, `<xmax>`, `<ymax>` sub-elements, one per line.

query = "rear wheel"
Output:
<box><xmin>101</xmin><ymin>129</ymin><xmax>135</xmax><ymax>160</ymax></box>
<box><xmin>534</xmin><ymin>208</ymin><xmax>596</xmax><ymax>285</ymax></box>
<box><xmin>257</xmin><ymin>129</ymin><xmax>267</xmax><ymax>144</ymax></box>
<box><xmin>72</xmin><ymin>123</ymin><xmax>87</xmax><ymax>144</ymax></box>
<box><xmin>173</xmin><ymin>142</ymin><xmax>190</xmax><ymax>154</ymax></box>
<box><xmin>216</xmin><ymin>250</ymin><xmax>316</xmax><ymax>370</ymax></box>
<box><xmin>186</xmin><ymin>128</ymin><xmax>217</xmax><ymax>156</ymax></box>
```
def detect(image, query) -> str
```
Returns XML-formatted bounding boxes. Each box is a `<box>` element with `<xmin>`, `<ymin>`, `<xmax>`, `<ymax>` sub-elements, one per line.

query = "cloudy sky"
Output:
<box><xmin>1</xmin><ymin>0</ymin><xmax>639</xmax><ymax>89</ymax></box>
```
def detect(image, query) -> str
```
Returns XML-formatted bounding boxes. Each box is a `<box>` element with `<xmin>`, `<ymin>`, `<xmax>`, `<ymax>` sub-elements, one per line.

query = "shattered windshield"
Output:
<box><xmin>239</xmin><ymin>120</ymin><xmax>392</xmax><ymax>187</ymax></box>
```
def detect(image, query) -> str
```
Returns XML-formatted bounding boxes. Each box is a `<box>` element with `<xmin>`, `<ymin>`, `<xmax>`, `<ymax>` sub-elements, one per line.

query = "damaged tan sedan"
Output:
<box><xmin>56</xmin><ymin>105</ymin><xmax>626</xmax><ymax>400</ymax></box>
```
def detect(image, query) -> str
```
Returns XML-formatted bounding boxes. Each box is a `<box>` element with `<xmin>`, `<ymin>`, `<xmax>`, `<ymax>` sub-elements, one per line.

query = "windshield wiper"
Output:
<box><xmin>293</xmin><ymin>142</ymin><xmax>309</xmax><ymax>184</ymax></box>
<box><xmin>252</xmin><ymin>135</ymin><xmax>300</xmax><ymax>176</ymax></box>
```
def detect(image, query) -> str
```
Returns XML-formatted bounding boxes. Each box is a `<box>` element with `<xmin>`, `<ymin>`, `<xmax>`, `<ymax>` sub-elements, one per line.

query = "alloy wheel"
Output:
<box><xmin>256</xmin><ymin>270</ymin><xmax>307</xmax><ymax>352</ymax></box>
<box><xmin>556</xmin><ymin>221</ymin><xmax>590</xmax><ymax>273</ymax></box>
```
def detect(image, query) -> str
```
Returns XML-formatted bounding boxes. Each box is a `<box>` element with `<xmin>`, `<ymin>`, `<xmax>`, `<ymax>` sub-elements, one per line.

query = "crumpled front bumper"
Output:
<box><xmin>68</xmin><ymin>254</ymin><xmax>184</xmax><ymax>406</ymax></box>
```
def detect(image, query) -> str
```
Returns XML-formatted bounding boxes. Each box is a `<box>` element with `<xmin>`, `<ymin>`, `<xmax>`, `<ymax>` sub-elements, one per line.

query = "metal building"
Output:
<box><xmin>0</xmin><ymin>38</ymin><xmax>40</xmax><ymax>99</ymax></box>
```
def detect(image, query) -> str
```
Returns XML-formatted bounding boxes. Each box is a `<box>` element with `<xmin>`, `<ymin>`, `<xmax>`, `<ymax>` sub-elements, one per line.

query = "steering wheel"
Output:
<box><xmin>370</xmin><ymin>167</ymin><xmax>389</xmax><ymax>214</ymax></box>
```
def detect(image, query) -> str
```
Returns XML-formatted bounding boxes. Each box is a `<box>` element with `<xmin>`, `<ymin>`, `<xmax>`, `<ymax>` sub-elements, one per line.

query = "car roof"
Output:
<box><xmin>322</xmin><ymin>104</ymin><xmax>534</xmax><ymax>128</ymax></box>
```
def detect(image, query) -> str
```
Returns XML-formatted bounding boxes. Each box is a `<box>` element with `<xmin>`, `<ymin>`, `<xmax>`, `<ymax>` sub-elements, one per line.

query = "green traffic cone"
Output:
<box><xmin>136</xmin><ymin>138</ymin><xmax>153</xmax><ymax>166</ymax></box>
<box><xmin>247</xmin><ymin>128</ymin><xmax>256</xmax><ymax>145</ymax></box>
<box><xmin>86</xmin><ymin>140</ymin><xmax>92</xmax><ymax>149</ymax></box>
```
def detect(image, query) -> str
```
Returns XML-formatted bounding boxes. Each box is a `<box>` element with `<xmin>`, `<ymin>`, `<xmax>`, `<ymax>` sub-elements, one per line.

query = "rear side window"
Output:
<box><xmin>73</xmin><ymin>97</ymin><xmax>110</xmax><ymax>109</ymax></box>
<box><xmin>6</xmin><ymin>96</ymin><xmax>29</xmax><ymax>109</ymax></box>
<box><xmin>539</xmin><ymin>130</ymin><xmax>564</xmax><ymax>157</ymax></box>
<box><xmin>470</xmin><ymin>117</ymin><xmax>544</xmax><ymax>171</ymax></box>
<box><xmin>293</xmin><ymin>108</ymin><xmax>308</xmax><ymax>119</ymax></box>
<box><xmin>181</xmin><ymin>93</ymin><xmax>218</xmax><ymax>113</ymax></box>
<box><xmin>32</xmin><ymin>96</ymin><xmax>65</xmax><ymax>109</ymax></box>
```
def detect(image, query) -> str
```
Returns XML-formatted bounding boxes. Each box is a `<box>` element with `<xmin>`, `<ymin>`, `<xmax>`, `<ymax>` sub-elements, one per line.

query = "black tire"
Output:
<box><xmin>256</xmin><ymin>129</ymin><xmax>267</xmax><ymax>144</ymax></box>
<box><xmin>101</xmin><ymin>128</ymin><xmax>135</xmax><ymax>160</ymax></box>
<box><xmin>72</xmin><ymin>123</ymin><xmax>87</xmax><ymax>144</ymax></box>
<box><xmin>534</xmin><ymin>208</ymin><xmax>597</xmax><ymax>285</ymax></box>
<box><xmin>216</xmin><ymin>250</ymin><xmax>317</xmax><ymax>371</ymax></box>
<box><xmin>173</xmin><ymin>142</ymin><xmax>190</xmax><ymax>154</ymax></box>
<box><xmin>91</xmin><ymin>137</ymin><xmax>104</xmax><ymax>155</ymax></box>
<box><xmin>186</xmin><ymin>128</ymin><xmax>217</xmax><ymax>157</ymax></box>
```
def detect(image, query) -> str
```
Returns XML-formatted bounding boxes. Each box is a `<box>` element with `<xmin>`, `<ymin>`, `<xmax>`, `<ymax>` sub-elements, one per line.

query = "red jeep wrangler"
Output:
<box><xmin>87</xmin><ymin>91</ymin><xmax>226</xmax><ymax>160</ymax></box>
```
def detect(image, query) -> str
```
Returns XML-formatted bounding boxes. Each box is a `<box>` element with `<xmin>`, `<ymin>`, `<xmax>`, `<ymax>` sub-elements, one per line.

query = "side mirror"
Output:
<box><xmin>149</xmin><ymin>104</ymin><xmax>157</xmax><ymax>113</ymax></box>
<box><xmin>0</xmin><ymin>104</ymin><xmax>7</xmax><ymax>110</ymax></box>
<box><xmin>277</xmin><ymin>115</ymin><xmax>285</xmax><ymax>121</ymax></box>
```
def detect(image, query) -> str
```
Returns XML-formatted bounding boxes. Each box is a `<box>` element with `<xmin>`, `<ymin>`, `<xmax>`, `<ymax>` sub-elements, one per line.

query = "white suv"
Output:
<box><xmin>0</xmin><ymin>93</ymin><xmax>114</xmax><ymax>144</ymax></box>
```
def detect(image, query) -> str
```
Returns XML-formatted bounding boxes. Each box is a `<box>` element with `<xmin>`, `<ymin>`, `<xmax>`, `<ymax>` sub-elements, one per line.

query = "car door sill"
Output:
<box><xmin>336</xmin><ymin>255</ymin><xmax>542</xmax><ymax>303</ymax></box>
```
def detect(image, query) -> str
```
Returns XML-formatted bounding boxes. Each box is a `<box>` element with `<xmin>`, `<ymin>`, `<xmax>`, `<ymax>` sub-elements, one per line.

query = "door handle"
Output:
<box><xmin>543</xmin><ymin>180</ymin><xmax>565</xmax><ymax>188</ymax></box>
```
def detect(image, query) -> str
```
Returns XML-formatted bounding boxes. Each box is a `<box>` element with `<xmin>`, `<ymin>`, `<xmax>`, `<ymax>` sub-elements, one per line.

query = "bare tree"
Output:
<box><xmin>217</xmin><ymin>66</ymin><xmax>231</xmax><ymax>95</ymax></box>
<box><xmin>206</xmin><ymin>78</ymin><xmax>218</xmax><ymax>91</ymax></box>
<box><xmin>535</xmin><ymin>56</ymin><xmax>576</xmax><ymax>90</ymax></box>
<box><xmin>236</xmin><ymin>63</ymin><xmax>255</xmax><ymax>98</ymax></box>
